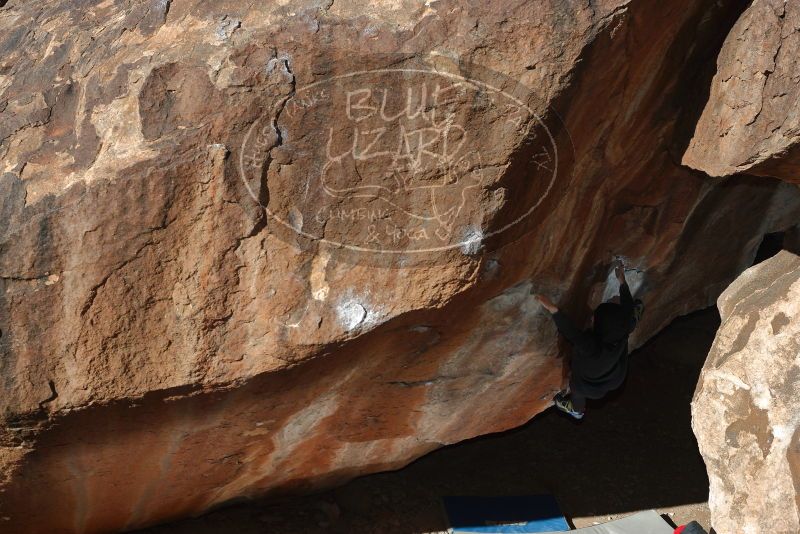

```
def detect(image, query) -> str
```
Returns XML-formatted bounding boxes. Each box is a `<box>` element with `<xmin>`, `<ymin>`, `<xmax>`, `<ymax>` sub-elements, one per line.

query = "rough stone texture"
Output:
<box><xmin>683</xmin><ymin>0</ymin><xmax>800</xmax><ymax>181</ymax></box>
<box><xmin>685</xmin><ymin>3</ymin><xmax>800</xmax><ymax>530</ymax></box>
<box><xmin>692</xmin><ymin>251</ymin><xmax>800</xmax><ymax>534</ymax></box>
<box><xmin>0</xmin><ymin>0</ymin><xmax>799</xmax><ymax>532</ymax></box>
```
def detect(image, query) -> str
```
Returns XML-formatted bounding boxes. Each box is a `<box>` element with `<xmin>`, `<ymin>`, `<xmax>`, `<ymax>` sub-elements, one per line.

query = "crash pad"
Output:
<box><xmin>538</xmin><ymin>510</ymin><xmax>674</xmax><ymax>534</ymax></box>
<box><xmin>442</xmin><ymin>495</ymin><xmax>570</xmax><ymax>533</ymax></box>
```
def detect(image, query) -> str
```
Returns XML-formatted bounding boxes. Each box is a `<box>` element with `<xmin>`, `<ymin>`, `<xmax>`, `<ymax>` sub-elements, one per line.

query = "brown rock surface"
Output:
<box><xmin>0</xmin><ymin>0</ymin><xmax>799</xmax><ymax>532</ymax></box>
<box><xmin>683</xmin><ymin>0</ymin><xmax>800</xmax><ymax>181</ymax></box>
<box><xmin>692</xmin><ymin>250</ymin><xmax>800</xmax><ymax>534</ymax></box>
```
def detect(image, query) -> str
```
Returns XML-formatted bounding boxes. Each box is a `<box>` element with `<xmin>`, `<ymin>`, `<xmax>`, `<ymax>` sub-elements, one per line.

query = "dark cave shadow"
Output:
<box><xmin>377</xmin><ymin>307</ymin><xmax>720</xmax><ymax>531</ymax></box>
<box><xmin>405</xmin><ymin>307</ymin><xmax>720</xmax><ymax>520</ymax></box>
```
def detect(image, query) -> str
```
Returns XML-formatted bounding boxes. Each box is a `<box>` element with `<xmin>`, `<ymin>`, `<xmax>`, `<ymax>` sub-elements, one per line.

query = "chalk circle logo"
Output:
<box><xmin>239</xmin><ymin>65</ymin><xmax>558</xmax><ymax>256</ymax></box>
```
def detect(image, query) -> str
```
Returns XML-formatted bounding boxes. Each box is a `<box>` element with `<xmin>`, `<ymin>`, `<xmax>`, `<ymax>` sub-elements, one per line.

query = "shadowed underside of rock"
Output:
<box><xmin>0</xmin><ymin>0</ymin><xmax>799</xmax><ymax>532</ymax></box>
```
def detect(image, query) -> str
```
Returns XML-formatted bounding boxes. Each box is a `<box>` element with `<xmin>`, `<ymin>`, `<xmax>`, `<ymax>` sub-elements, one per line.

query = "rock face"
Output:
<box><xmin>683</xmin><ymin>0</ymin><xmax>800</xmax><ymax>181</ymax></box>
<box><xmin>0</xmin><ymin>0</ymin><xmax>799</xmax><ymax>532</ymax></box>
<box><xmin>692</xmin><ymin>251</ymin><xmax>800</xmax><ymax>534</ymax></box>
<box><xmin>686</xmin><ymin>3</ymin><xmax>800</xmax><ymax>530</ymax></box>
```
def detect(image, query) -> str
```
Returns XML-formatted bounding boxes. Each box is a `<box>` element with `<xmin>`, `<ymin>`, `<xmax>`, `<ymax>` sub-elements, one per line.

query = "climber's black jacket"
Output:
<box><xmin>550</xmin><ymin>282</ymin><xmax>637</xmax><ymax>397</ymax></box>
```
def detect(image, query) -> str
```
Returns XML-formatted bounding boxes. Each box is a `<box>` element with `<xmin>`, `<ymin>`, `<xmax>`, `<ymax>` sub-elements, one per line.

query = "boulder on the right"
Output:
<box><xmin>692</xmin><ymin>250</ymin><xmax>800</xmax><ymax>534</ymax></box>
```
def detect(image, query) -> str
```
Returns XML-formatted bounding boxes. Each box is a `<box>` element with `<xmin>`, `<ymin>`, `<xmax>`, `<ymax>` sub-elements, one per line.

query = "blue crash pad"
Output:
<box><xmin>443</xmin><ymin>495</ymin><xmax>570</xmax><ymax>533</ymax></box>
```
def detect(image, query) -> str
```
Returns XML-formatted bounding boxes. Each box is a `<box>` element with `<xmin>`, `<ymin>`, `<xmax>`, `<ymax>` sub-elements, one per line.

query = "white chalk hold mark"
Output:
<box><xmin>460</xmin><ymin>227</ymin><xmax>483</xmax><ymax>255</ymax></box>
<box><xmin>602</xmin><ymin>256</ymin><xmax>646</xmax><ymax>302</ymax></box>
<box><xmin>337</xmin><ymin>299</ymin><xmax>367</xmax><ymax>330</ymax></box>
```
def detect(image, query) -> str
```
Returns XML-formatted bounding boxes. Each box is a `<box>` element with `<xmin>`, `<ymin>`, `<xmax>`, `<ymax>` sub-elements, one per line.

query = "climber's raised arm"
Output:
<box><xmin>535</xmin><ymin>294</ymin><xmax>593</xmax><ymax>351</ymax></box>
<box><xmin>615</xmin><ymin>260</ymin><xmax>634</xmax><ymax>311</ymax></box>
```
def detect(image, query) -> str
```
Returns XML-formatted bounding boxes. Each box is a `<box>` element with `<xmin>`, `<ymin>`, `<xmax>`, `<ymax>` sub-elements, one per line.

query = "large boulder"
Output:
<box><xmin>685</xmin><ymin>3</ymin><xmax>800</xmax><ymax>529</ymax></box>
<box><xmin>1</xmin><ymin>0</ymin><xmax>799</xmax><ymax>531</ymax></box>
<box><xmin>692</xmin><ymin>250</ymin><xmax>800</xmax><ymax>534</ymax></box>
<box><xmin>683</xmin><ymin>0</ymin><xmax>800</xmax><ymax>182</ymax></box>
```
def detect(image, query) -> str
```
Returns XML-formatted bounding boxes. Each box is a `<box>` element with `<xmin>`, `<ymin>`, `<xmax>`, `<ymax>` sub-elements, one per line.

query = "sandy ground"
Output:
<box><xmin>137</xmin><ymin>308</ymin><xmax>720</xmax><ymax>534</ymax></box>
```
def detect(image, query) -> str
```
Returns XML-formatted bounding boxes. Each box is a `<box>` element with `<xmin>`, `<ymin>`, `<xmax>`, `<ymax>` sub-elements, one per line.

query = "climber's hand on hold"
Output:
<box><xmin>535</xmin><ymin>294</ymin><xmax>559</xmax><ymax>314</ymax></box>
<box><xmin>614</xmin><ymin>260</ymin><xmax>627</xmax><ymax>285</ymax></box>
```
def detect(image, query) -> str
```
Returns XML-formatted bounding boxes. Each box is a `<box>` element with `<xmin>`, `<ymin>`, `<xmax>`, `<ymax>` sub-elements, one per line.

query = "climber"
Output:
<box><xmin>534</xmin><ymin>260</ymin><xmax>643</xmax><ymax>420</ymax></box>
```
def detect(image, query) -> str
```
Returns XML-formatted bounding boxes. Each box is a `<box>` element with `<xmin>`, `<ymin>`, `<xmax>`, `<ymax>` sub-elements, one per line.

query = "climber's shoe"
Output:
<box><xmin>553</xmin><ymin>392</ymin><xmax>584</xmax><ymax>420</ymax></box>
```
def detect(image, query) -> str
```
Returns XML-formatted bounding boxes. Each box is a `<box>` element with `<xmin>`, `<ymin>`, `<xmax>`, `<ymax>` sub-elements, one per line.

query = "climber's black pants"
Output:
<box><xmin>568</xmin><ymin>364</ymin><xmax>627</xmax><ymax>413</ymax></box>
